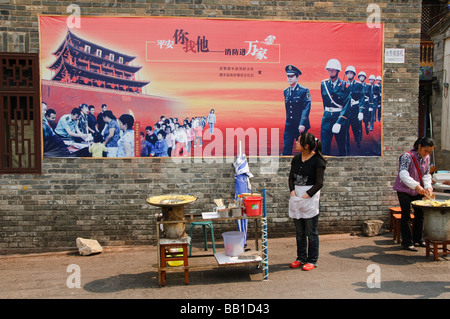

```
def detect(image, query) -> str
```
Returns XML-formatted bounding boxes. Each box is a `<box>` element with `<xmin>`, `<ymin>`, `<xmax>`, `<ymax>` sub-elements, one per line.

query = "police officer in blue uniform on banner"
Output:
<box><xmin>344</xmin><ymin>66</ymin><xmax>365</xmax><ymax>154</ymax></box>
<box><xmin>320</xmin><ymin>59</ymin><xmax>350</xmax><ymax>156</ymax></box>
<box><xmin>281</xmin><ymin>65</ymin><xmax>311</xmax><ymax>156</ymax></box>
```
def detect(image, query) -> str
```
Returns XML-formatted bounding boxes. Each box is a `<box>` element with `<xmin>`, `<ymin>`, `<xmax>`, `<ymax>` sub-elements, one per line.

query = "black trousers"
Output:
<box><xmin>396</xmin><ymin>192</ymin><xmax>424</xmax><ymax>247</ymax></box>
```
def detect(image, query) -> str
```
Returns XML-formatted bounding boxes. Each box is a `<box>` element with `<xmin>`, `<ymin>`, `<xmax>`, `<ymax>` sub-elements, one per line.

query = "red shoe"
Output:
<box><xmin>302</xmin><ymin>263</ymin><xmax>316</xmax><ymax>271</ymax></box>
<box><xmin>290</xmin><ymin>260</ymin><xmax>303</xmax><ymax>269</ymax></box>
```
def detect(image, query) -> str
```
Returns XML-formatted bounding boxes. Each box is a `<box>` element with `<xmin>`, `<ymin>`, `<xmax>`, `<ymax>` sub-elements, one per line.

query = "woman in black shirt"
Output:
<box><xmin>288</xmin><ymin>132</ymin><xmax>326</xmax><ymax>271</ymax></box>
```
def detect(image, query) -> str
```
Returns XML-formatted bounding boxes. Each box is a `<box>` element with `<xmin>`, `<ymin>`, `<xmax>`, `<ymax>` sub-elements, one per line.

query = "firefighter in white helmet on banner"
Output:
<box><xmin>375</xmin><ymin>75</ymin><xmax>382</xmax><ymax>123</ymax></box>
<box><xmin>344</xmin><ymin>65</ymin><xmax>365</xmax><ymax>154</ymax></box>
<box><xmin>320</xmin><ymin>59</ymin><xmax>351</xmax><ymax>156</ymax></box>
<box><xmin>368</xmin><ymin>74</ymin><xmax>377</xmax><ymax>131</ymax></box>
<box><xmin>358</xmin><ymin>71</ymin><xmax>373</xmax><ymax>136</ymax></box>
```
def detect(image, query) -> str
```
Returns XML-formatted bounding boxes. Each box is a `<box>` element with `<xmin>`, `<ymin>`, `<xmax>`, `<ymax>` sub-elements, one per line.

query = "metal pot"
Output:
<box><xmin>412</xmin><ymin>201</ymin><xmax>450</xmax><ymax>241</ymax></box>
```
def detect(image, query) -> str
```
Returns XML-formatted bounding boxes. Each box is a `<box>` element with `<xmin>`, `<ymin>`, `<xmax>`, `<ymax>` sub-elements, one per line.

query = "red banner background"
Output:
<box><xmin>40</xmin><ymin>16</ymin><xmax>383</xmax><ymax>157</ymax></box>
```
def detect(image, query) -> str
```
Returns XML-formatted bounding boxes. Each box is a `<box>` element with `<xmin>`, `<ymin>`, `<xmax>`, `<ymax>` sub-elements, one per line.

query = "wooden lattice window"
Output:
<box><xmin>0</xmin><ymin>53</ymin><xmax>41</xmax><ymax>174</ymax></box>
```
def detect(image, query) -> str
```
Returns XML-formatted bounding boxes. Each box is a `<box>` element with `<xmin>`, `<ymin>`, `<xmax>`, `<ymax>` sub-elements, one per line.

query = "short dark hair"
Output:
<box><xmin>157</xmin><ymin>130</ymin><xmax>166</xmax><ymax>138</ymax></box>
<box><xmin>71</xmin><ymin>108</ymin><xmax>81</xmax><ymax>116</ymax></box>
<box><xmin>103</xmin><ymin>110</ymin><xmax>115</xmax><ymax>120</ymax></box>
<box><xmin>93</xmin><ymin>132</ymin><xmax>103</xmax><ymax>143</ymax></box>
<box><xmin>119</xmin><ymin>114</ymin><xmax>134</xmax><ymax>129</ymax></box>
<box><xmin>45</xmin><ymin>109</ymin><xmax>56</xmax><ymax>117</ymax></box>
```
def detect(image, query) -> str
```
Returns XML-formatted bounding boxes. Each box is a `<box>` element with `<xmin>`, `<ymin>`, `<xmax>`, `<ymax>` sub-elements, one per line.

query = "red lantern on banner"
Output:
<box><xmin>111</xmin><ymin>83</ymin><xmax>116</xmax><ymax>89</ymax></box>
<box><xmin>83</xmin><ymin>78</ymin><xmax>89</xmax><ymax>84</ymax></box>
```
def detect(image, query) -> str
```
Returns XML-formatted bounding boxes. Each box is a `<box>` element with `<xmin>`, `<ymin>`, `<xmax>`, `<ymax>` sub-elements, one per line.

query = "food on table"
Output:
<box><xmin>412</xmin><ymin>199</ymin><xmax>450</xmax><ymax>207</ymax></box>
<box><xmin>147</xmin><ymin>194</ymin><xmax>196</xmax><ymax>205</ymax></box>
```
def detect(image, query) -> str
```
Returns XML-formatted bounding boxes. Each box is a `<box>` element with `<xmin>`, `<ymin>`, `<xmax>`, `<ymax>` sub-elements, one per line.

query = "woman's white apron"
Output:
<box><xmin>289</xmin><ymin>185</ymin><xmax>320</xmax><ymax>219</ymax></box>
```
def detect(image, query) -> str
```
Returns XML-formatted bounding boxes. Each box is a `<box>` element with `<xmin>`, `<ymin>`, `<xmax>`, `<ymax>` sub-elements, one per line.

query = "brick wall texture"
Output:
<box><xmin>0</xmin><ymin>0</ymin><xmax>423</xmax><ymax>253</ymax></box>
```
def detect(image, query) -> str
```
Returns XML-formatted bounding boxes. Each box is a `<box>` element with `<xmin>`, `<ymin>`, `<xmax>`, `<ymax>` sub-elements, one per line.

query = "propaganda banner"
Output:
<box><xmin>39</xmin><ymin>16</ymin><xmax>383</xmax><ymax>158</ymax></box>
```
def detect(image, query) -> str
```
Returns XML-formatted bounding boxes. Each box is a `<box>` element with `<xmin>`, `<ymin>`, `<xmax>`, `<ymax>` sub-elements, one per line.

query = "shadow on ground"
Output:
<box><xmin>329</xmin><ymin>235</ymin><xmax>444</xmax><ymax>265</ymax></box>
<box><xmin>352</xmin><ymin>280</ymin><xmax>450</xmax><ymax>299</ymax></box>
<box><xmin>83</xmin><ymin>265</ymin><xmax>262</xmax><ymax>293</ymax></box>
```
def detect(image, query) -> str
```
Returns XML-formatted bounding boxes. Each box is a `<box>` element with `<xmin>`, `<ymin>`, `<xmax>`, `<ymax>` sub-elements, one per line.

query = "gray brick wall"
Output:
<box><xmin>0</xmin><ymin>0</ymin><xmax>422</xmax><ymax>253</ymax></box>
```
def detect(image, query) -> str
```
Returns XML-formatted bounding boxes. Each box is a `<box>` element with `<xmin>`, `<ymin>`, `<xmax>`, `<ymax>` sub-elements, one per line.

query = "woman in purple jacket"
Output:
<box><xmin>393</xmin><ymin>137</ymin><xmax>435</xmax><ymax>251</ymax></box>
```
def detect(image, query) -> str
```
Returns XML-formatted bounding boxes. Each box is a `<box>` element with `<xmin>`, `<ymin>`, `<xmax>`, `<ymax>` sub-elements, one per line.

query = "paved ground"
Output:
<box><xmin>1</xmin><ymin>233</ymin><xmax>449</xmax><ymax>306</ymax></box>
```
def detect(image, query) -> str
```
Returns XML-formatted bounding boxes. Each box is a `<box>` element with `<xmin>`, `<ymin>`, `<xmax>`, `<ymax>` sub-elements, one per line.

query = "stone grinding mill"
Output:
<box><xmin>146</xmin><ymin>194</ymin><xmax>197</xmax><ymax>239</ymax></box>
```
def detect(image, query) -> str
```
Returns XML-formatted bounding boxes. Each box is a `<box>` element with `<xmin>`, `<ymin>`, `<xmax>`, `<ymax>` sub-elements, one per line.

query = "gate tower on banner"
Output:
<box><xmin>48</xmin><ymin>29</ymin><xmax>149</xmax><ymax>93</ymax></box>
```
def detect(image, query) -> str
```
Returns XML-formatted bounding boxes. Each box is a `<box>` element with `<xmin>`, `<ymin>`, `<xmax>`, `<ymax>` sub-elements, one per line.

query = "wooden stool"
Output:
<box><xmin>392</xmin><ymin>213</ymin><xmax>414</xmax><ymax>244</ymax></box>
<box><xmin>425</xmin><ymin>239</ymin><xmax>450</xmax><ymax>261</ymax></box>
<box><xmin>388</xmin><ymin>207</ymin><xmax>402</xmax><ymax>231</ymax></box>
<box><xmin>159</xmin><ymin>242</ymin><xmax>189</xmax><ymax>287</ymax></box>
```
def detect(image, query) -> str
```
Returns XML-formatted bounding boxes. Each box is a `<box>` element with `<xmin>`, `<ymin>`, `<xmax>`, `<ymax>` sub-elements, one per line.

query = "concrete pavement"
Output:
<box><xmin>1</xmin><ymin>233</ymin><xmax>449</xmax><ymax>302</ymax></box>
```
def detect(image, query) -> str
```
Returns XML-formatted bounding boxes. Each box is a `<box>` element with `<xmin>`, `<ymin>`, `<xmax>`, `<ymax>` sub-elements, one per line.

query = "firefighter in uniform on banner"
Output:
<box><xmin>375</xmin><ymin>75</ymin><xmax>382</xmax><ymax>122</ymax></box>
<box><xmin>320</xmin><ymin>59</ymin><xmax>350</xmax><ymax>156</ymax></box>
<box><xmin>368</xmin><ymin>74</ymin><xmax>377</xmax><ymax>131</ymax></box>
<box><xmin>281</xmin><ymin>65</ymin><xmax>311</xmax><ymax>156</ymax></box>
<box><xmin>358</xmin><ymin>71</ymin><xmax>373</xmax><ymax>136</ymax></box>
<box><xmin>344</xmin><ymin>66</ymin><xmax>365</xmax><ymax>154</ymax></box>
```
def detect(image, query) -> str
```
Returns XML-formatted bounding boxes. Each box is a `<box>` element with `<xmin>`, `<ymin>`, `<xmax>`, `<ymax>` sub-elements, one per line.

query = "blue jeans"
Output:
<box><xmin>293</xmin><ymin>214</ymin><xmax>319</xmax><ymax>265</ymax></box>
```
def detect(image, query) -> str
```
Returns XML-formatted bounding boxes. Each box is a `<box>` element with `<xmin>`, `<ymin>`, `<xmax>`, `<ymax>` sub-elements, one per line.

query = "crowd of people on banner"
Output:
<box><xmin>282</xmin><ymin>60</ymin><xmax>382</xmax><ymax>156</ymax></box>
<box><xmin>42</xmin><ymin>102</ymin><xmax>135</xmax><ymax>157</ymax></box>
<box><xmin>139</xmin><ymin>109</ymin><xmax>216</xmax><ymax>158</ymax></box>
<box><xmin>42</xmin><ymin>101</ymin><xmax>217</xmax><ymax>158</ymax></box>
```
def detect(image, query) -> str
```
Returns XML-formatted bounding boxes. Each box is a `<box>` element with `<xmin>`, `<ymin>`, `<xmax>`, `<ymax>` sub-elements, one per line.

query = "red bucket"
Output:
<box><xmin>243</xmin><ymin>196</ymin><xmax>263</xmax><ymax>216</ymax></box>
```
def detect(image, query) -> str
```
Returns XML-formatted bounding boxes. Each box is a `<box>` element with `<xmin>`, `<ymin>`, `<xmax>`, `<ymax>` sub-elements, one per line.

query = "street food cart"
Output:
<box><xmin>147</xmin><ymin>191</ymin><xmax>269</xmax><ymax>287</ymax></box>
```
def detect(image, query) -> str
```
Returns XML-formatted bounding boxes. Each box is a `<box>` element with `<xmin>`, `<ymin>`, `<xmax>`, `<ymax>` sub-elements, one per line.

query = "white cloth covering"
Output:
<box><xmin>289</xmin><ymin>185</ymin><xmax>320</xmax><ymax>219</ymax></box>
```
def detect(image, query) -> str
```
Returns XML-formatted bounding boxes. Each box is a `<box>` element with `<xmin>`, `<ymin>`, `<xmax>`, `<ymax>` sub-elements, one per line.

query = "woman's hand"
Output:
<box><xmin>424</xmin><ymin>188</ymin><xmax>434</xmax><ymax>199</ymax></box>
<box><xmin>290</xmin><ymin>190</ymin><xmax>310</xmax><ymax>198</ymax></box>
<box><xmin>415</xmin><ymin>184</ymin><xmax>425</xmax><ymax>195</ymax></box>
